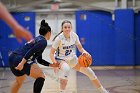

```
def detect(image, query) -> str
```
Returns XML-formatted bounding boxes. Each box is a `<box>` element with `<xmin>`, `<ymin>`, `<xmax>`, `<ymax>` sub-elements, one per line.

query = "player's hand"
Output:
<box><xmin>15</xmin><ymin>62</ymin><xmax>24</xmax><ymax>71</ymax></box>
<box><xmin>50</xmin><ymin>63</ymin><xmax>60</xmax><ymax>73</ymax></box>
<box><xmin>49</xmin><ymin>63</ymin><xmax>60</xmax><ymax>67</ymax></box>
<box><xmin>82</xmin><ymin>51</ymin><xmax>91</xmax><ymax>57</ymax></box>
<box><xmin>13</xmin><ymin>25</ymin><xmax>33</xmax><ymax>43</ymax></box>
<box><xmin>52</xmin><ymin>62</ymin><xmax>59</xmax><ymax>74</ymax></box>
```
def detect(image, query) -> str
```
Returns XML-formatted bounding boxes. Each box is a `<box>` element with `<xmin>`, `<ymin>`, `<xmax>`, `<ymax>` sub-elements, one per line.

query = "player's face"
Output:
<box><xmin>62</xmin><ymin>23</ymin><xmax>72</xmax><ymax>35</ymax></box>
<box><xmin>48</xmin><ymin>31</ymin><xmax>51</xmax><ymax>40</ymax></box>
<box><xmin>45</xmin><ymin>31</ymin><xmax>51</xmax><ymax>40</ymax></box>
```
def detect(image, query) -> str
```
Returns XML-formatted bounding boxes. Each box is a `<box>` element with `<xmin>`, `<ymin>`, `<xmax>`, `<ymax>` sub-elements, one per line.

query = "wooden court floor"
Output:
<box><xmin>0</xmin><ymin>67</ymin><xmax>140</xmax><ymax>93</ymax></box>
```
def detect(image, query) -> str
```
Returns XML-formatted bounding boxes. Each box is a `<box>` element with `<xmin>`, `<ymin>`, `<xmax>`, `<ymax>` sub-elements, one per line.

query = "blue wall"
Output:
<box><xmin>76</xmin><ymin>9</ymin><xmax>137</xmax><ymax>66</ymax></box>
<box><xmin>114</xmin><ymin>9</ymin><xmax>134</xmax><ymax>66</ymax></box>
<box><xmin>0</xmin><ymin>20</ymin><xmax>9</xmax><ymax>67</ymax></box>
<box><xmin>76</xmin><ymin>11</ymin><xmax>115</xmax><ymax>66</ymax></box>
<box><xmin>0</xmin><ymin>10</ymin><xmax>139</xmax><ymax>67</ymax></box>
<box><xmin>135</xmin><ymin>11</ymin><xmax>140</xmax><ymax>65</ymax></box>
<box><xmin>0</xmin><ymin>12</ymin><xmax>35</xmax><ymax>67</ymax></box>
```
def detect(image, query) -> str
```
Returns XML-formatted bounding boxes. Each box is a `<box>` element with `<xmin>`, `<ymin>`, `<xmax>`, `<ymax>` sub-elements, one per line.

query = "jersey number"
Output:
<box><xmin>65</xmin><ymin>50</ymin><xmax>72</xmax><ymax>56</ymax></box>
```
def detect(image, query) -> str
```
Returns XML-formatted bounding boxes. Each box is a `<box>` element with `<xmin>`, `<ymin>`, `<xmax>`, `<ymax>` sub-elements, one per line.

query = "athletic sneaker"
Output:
<box><xmin>102</xmin><ymin>89</ymin><xmax>109</xmax><ymax>93</ymax></box>
<box><xmin>60</xmin><ymin>90</ymin><xmax>65</xmax><ymax>93</ymax></box>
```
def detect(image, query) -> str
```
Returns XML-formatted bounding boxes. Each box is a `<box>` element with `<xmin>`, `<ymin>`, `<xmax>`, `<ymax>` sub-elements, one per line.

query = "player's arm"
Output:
<box><xmin>74</xmin><ymin>33</ymin><xmax>87</xmax><ymax>54</ymax></box>
<box><xmin>0</xmin><ymin>2</ymin><xmax>19</xmax><ymax>29</ymax></box>
<box><xmin>37</xmin><ymin>55</ymin><xmax>59</xmax><ymax>67</ymax></box>
<box><xmin>75</xmin><ymin>33</ymin><xmax>91</xmax><ymax>56</ymax></box>
<box><xmin>36</xmin><ymin>55</ymin><xmax>50</xmax><ymax>66</ymax></box>
<box><xmin>16</xmin><ymin>40</ymin><xmax>46</xmax><ymax>70</ymax></box>
<box><xmin>76</xmin><ymin>43</ymin><xmax>87</xmax><ymax>54</ymax></box>
<box><xmin>76</xmin><ymin>43</ymin><xmax>91</xmax><ymax>57</ymax></box>
<box><xmin>0</xmin><ymin>2</ymin><xmax>32</xmax><ymax>42</ymax></box>
<box><xmin>50</xmin><ymin>37</ymin><xmax>61</xmax><ymax>64</ymax></box>
<box><xmin>50</xmin><ymin>47</ymin><xmax>60</xmax><ymax>73</ymax></box>
<box><xmin>50</xmin><ymin>47</ymin><xmax>58</xmax><ymax>64</ymax></box>
<box><xmin>24</xmin><ymin>40</ymin><xmax>47</xmax><ymax>60</ymax></box>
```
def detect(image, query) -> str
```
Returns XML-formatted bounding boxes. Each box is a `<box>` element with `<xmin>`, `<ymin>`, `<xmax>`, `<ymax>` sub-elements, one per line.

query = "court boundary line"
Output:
<box><xmin>91</xmin><ymin>66</ymin><xmax>140</xmax><ymax>70</ymax></box>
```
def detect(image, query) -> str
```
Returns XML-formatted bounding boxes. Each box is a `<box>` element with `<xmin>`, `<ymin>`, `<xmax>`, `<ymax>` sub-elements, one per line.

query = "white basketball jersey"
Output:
<box><xmin>52</xmin><ymin>31</ymin><xmax>81</xmax><ymax>60</ymax></box>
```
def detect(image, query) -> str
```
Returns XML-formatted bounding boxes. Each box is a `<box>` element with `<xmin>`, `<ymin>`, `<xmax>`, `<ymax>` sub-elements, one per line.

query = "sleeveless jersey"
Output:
<box><xmin>52</xmin><ymin>32</ymin><xmax>80</xmax><ymax>60</ymax></box>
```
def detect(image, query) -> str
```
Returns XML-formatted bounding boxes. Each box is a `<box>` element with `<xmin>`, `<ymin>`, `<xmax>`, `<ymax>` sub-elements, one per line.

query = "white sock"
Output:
<box><xmin>98</xmin><ymin>86</ymin><xmax>108</xmax><ymax>93</ymax></box>
<box><xmin>60</xmin><ymin>89</ymin><xmax>65</xmax><ymax>93</ymax></box>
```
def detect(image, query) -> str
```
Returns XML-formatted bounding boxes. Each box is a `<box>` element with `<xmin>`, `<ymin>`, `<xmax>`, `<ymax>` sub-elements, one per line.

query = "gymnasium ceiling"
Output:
<box><xmin>1</xmin><ymin>0</ymin><xmax>140</xmax><ymax>13</ymax></box>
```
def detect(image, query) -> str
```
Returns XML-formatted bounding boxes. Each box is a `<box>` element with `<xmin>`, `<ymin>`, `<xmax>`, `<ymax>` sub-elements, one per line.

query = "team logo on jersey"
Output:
<box><xmin>63</xmin><ymin>44</ymin><xmax>75</xmax><ymax>49</ymax></box>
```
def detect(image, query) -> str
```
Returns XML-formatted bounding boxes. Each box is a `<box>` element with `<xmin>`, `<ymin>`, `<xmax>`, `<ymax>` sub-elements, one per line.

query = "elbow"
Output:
<box><xmin>49</xmin><ymin>52</ymin><xmax>52</xmax><ymax>57</ymax></box>
<box><xmin>50</xmin><ymin>53</ymin><xmax>53</xmax><ymax>59</ymax></box>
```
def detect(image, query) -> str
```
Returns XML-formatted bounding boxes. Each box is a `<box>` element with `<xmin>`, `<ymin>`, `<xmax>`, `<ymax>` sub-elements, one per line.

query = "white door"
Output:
<box><xmin>36</xmin><ymin>13</ymin><xmax>76</xmax><ymax>62</ymax></box>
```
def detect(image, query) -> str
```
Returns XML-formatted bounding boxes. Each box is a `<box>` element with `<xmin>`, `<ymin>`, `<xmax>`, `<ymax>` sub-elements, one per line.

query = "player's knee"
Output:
<box><xmin>60</xmin><ymin>78</ymin><xmax>68</xmax><ymax>87</ymax></box>
<box><xmin>36</xmin><ymin>70</ymin><xmax>45</xmax><ymax>79</ymax></box>
<box><xmin>15</xmin><ymin>80</ymin><xmax>23</xmax><ymax>87</ymax></box>
<box><xmin>60</xmin><ymin>62</ymin><xmax>70</xmax><ymax>71</ymax></box>
<box><xmin>60</xmin><ymin>62</ymin><xmax>70</xmax><ymax>79</ymax></box>
<box><xmin>34</xmin><ymin>73</ymin><xmax>45</xmax><ymax>79</ymax></box>
<box><xmin>15</xmin><ymin>77</ymin><xmax>25</xmax><ymax>86</ymax></box>
<box><xmin>40</xmin><ymin>73</ymin><xmax>45</xmax><ymax>78</ymax></box>
<box><xmin>80</xmin><ymin>67</ymin><xmax>97</xmax><ymax>80</ymax></box>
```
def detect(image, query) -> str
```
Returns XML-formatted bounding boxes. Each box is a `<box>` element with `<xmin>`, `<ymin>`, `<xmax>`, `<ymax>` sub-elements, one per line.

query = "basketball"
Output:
<box><xmin>78</xmin><ymin>54</ymin><xmax>92</xmax><ymax>67</ymax></box>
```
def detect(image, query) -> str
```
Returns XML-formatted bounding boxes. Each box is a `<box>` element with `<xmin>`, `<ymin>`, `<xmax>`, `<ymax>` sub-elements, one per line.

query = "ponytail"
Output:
<box><xmin>39</xmin><ymin>19</ymin><xmax>51</xmax><ymax>36</ymax></box>
<box><xmin>52</xmin><ymin>31</ymin><xmax>63</xmax><ymax>41</ymax></box>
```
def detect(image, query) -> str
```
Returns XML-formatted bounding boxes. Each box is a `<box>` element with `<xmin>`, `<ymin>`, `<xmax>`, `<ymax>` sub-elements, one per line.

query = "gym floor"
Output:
<box><xmin>0</xmin><ymin>67</ymin><xmax>140</xmax><ymax>93</ymax></box>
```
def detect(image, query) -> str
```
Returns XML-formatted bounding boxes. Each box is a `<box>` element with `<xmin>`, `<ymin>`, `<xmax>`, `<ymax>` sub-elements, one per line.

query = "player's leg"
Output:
<box><xmin>59</xmin><ymin>61</ymin><xmax>70</xmax><ymax>93</ymax></box>
<box><xmin>73</xmin><ymin>63</ymin><xmax>109</xmax><ymax>93</ymax></box>
<box><xmin>9</xmin><ymin>53</ymin><xmax>27</xmax><ymax>93</ymax></box>
<box><xmin>9</xmin><ymin>52</ymin><xmax>45</xmax><ymax>93</ymax></box>
<box><xmin>29</xmin><ymin>63</ymin><xmax>45</xmax><ymax>93</ymax></box>
<box><xmin>11</xmin><ymin>75</ymin><xmax>26</xmax><ymax>93</ymax></box>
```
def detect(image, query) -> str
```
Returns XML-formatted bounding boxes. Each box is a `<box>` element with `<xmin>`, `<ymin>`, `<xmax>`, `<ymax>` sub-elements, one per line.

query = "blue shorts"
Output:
<box><xmin>55</xmin><ymin>57</ymin><xmax>65</xmax><ymax>63</ymax></box>
<box><xmin>9</xmin><ymin>52</ymin><xmax>35</xmax><ymax>76</ymax></box>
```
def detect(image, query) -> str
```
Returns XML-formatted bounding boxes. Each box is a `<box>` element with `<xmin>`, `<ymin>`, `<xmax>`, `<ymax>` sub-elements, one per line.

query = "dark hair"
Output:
<box><xmin>53</xmin><ymin>20</ymin><xmax>71</xmax><ymax>41</ymax></box>
<box><xmin>39</xmin><ymin>19</ymin><xmax>51</xmax><ymax>36</ymax></box>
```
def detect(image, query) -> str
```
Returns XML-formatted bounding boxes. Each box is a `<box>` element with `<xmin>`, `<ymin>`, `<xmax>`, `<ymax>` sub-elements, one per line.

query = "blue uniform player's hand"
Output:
<box><xmin>15</xmin><ymin>62</ymin><xmax>24</xmax><ymax>71</ymax></box>
<box><xmin>15</xmin><ymin>58</ymin><xmax>26</xmax><ymax>70</ymax></box>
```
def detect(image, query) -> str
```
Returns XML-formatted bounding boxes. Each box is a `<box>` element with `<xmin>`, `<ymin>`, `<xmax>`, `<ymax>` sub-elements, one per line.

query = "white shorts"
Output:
<box><xmin>55</xmin><ymin>55</ymin><xmax>78</xmax><ymax>68</ymax></box>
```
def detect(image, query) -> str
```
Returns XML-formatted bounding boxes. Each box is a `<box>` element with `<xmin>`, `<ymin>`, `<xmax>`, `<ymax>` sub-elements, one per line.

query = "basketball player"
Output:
<box><xmin>0</xmin><ymin>2</ymin><xmax>32</xmax><ymax>42</ymax></box>
<box><xmin>50</xmin><ymin>20</ymin><xmax>109</xmax><ymax>93</ymax></box>
<box><xmin>9</xmin><ymin>20</ymin><xmax>59</xmax><ymax>93</ymax></box>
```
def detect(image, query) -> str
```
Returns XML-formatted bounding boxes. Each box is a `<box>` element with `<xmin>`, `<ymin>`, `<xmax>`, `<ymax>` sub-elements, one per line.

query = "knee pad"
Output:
<box><xmin>79</xmin><ymin>67</ymin><xmax>97</xmax><ymax>80</ymax></box>
<box><xmin>65</xmin><ymin>55</ymin><xmax>78</xmax><ymax>68</ymax></box>
<box><xmin>59</xmin><ymin>62</ymin><xmax>70</xmax><ymax>80</ymax></box>
<box><xmin>34</xmin><ymin>77</ymin><xmax>45</xmax><ymax>93</ymax></box>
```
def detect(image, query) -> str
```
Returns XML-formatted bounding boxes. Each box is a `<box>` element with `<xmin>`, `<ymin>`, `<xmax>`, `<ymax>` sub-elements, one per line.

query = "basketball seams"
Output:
<box><xmin>78</xmin><ymin>54</ymin><xmax>92</xmax><ymax>67</ymax></box>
